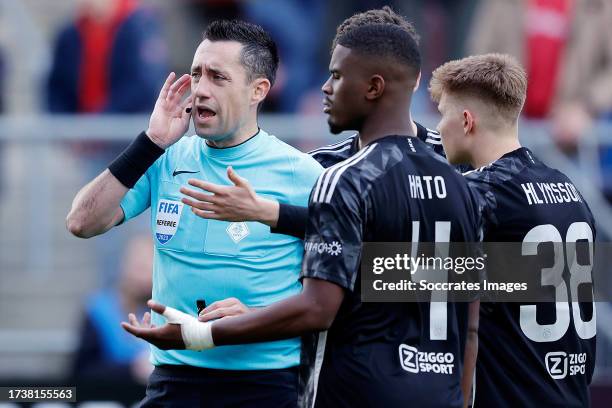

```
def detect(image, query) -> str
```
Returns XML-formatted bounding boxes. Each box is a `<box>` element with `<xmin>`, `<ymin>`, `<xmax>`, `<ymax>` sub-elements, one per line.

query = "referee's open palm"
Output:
<box><xmin>146</xmin><ymin>72</ymin><xmax>194</xmax><ymax>149</ymax></box>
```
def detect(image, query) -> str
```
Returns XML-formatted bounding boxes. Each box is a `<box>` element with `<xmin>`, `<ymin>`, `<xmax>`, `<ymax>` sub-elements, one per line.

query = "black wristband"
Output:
<box><xmin>108</xmin><ymin>131</ymin><xmax>165</xmax><ymax>188</ymax></box>
<box><xmin>270</xmin><ymin>203</ymin><xmax>308</xmax><ymax>239</ymax></box>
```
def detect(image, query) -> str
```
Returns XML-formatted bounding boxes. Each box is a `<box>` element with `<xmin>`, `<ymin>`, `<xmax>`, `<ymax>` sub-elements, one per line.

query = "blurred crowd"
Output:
<box><xmin>0</xmin><ymin>0</ymin><xmax>606</xmax><ymax>119</ymax></box>
<box><xmin>0</xmin><ymin>0</ymin><xmax>610</xmax><ymax>136</ymax></box>
<box><xmin>72</xmin><ymin>234</ymin><xmax>154</xmax><ymax>386</ymax></box>
<box><xmin>1</xmin><ymin>0</ymin><xmax>612</xmax><ymax>388</ymax></box>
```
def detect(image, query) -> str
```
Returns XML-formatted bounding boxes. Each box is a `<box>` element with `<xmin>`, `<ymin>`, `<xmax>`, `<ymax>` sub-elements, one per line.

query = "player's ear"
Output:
<box><xmin>366</xmin><ymin>74</ymin><xmax>385</xmax><ymax>101</ymax></box>
<box><xmin>251</xmin><ymin>78</ymin><xmax>271</xmax><ymax>106</ymax></box>
<box><xmin>463</xmin><ymin>110</ymin><xmax>475</xmax><ymax>135</ymax></box>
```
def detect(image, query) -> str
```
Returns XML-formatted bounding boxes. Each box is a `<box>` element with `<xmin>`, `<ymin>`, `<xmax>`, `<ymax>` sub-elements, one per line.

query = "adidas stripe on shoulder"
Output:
<box><xmin>308</xmin><ymin>134</ymin><xmax>357</xmax><ymax>156</ymax></box>
<box><xmin>425</xmin><ymin>128</ymin><xmax>442</xmax><ymax>145</ymax></box>
<box><xmin>462</xmin><ymin>166</ymin><xmax>486</xmax><ymax>176</ymax></box>
<box><xmin>312</xmin><ymin>144</ymin><xmax>377</xmax><ymax>204</ymax></box>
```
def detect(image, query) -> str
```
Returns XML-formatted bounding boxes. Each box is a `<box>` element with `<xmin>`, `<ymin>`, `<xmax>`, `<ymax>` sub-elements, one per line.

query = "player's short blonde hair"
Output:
<box><xmin>429</xmin><ymin>53</ymin><xmax>527</xmax><ymax>123</ymax></box>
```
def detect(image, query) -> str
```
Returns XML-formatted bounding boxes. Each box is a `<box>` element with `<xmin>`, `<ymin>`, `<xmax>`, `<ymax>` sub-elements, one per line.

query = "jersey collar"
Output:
<box><xmin>201</xmin><ymin>128</ymin><xmax>266</xmax><ymax>160</ymax></box>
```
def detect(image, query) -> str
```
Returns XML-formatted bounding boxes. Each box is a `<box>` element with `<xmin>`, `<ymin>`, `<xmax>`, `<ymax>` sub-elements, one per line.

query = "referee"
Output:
<box><xmin>67</xmin><ymin>20</ymin><xmax>322</xmax><ymax>407</ymax></box>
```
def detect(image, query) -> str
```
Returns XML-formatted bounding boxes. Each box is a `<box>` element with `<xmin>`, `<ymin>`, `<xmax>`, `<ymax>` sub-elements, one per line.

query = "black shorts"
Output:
<box><xmin>140</xmin><ymin>364</ymin><xmax>299</xmax><ymax>408</ymax></box>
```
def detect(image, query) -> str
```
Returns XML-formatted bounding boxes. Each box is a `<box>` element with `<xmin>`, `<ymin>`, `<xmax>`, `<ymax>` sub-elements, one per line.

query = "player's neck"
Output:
<box><xmin>470</xmin><ymin>127</ymin><xmax>521</xmax><ymax>168</ymax></box>
<box><xmin>358</xmin><ymin>112</ymin><xmax>417</xmax><ymax>149</ymax></box>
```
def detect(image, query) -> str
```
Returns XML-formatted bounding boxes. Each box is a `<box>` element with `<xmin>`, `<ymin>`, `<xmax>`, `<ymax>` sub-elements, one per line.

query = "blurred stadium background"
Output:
<box><xmin>0</xmin><ymin>0</ymin><xmax>611</xmax><ymax>406</ymax></box>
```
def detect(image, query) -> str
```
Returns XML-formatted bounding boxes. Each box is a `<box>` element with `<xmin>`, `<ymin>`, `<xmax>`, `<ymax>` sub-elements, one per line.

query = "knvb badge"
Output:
<box><xmin>155</xmin><ymin>199</ymin><xmax>184</xmax><ymax>245</ymax></box>
<box><xmin>226</xmin><ymin>222</ymin><xmax>250</xmax><ymax>243</ymax></box>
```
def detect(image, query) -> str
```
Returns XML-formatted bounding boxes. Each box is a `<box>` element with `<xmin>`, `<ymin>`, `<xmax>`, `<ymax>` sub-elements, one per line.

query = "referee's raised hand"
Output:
<box><xmin>146</xmin><ymin>72</ymin><xmax>194</xmax><ymax>149</ymax></box>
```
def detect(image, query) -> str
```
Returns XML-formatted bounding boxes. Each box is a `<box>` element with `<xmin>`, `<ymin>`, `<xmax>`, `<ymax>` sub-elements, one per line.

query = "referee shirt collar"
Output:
<box><xmin>201</xmin><ymin>128</ymin><xmax>265</xmax><ymax>160</ymax></box>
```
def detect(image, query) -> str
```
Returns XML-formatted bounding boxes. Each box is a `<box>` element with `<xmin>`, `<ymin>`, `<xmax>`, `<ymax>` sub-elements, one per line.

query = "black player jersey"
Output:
<box><xmin>308</xmin><ymin>122</ymin><xmax>444</xmax><ymax>168</ymax></box>
<box><xmin>465</xmin><ymin>147</ymin><xmax>596</xmax><ymax>408</ymax></box>
<box><xmin>272</xmin><ymin>124</ymin><xmax>444</xmax><ymax>241</ymax></box>
<box><xmin>300</xmin><ymin>135</ymin><xmax>481</xmax><ymax>408</ymax></box>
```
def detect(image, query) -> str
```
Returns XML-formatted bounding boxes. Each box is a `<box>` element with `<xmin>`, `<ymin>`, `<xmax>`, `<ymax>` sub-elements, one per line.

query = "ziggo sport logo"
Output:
<box><xmin>399</xmin><ymin>344</ymin><xmax>455</xmax><ymax>375</ymax></box>
<box><xmin>304</xmin><ymin>241</ymin><xmax>343</xmax><ymax>256</ymax></box>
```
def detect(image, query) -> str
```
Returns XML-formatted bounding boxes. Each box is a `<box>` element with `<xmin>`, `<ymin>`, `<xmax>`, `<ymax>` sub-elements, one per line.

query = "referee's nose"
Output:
<box><xmin>193</xmin><ymin>76</ymin><xmax>213</xmax><ymax>100</ymax></box>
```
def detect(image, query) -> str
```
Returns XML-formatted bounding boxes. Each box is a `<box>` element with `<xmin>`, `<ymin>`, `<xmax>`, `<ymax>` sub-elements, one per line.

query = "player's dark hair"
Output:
<box><xmin>203</xmin><ymin>20</ymin><xmax>279</xmax><ymax>85</ymax></box>
<box><xmin>336</xmin><ymin>23</ymin><xmax>421</xmax><ymax>74</ymax></box>
<box><xmin>334</xmin><ymin>6</ymin><xmax>420</xmax><ymax>49</ymax></box>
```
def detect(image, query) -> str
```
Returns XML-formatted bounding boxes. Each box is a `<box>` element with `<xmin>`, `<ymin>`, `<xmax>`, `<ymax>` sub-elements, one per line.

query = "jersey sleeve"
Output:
<box><xmin>288</xmin><ymin>154</ymin><xmax>324</xmax><ymax>207</ymax></box>
<box><xmin>120</xmin><ymin>148</ymin><xmax>168</xmax><ymax>221</ymax></box>
<box><xmin>300</xmin><ymin>172</ymin><xmax>363</xmax><ymax>291</ymax></box>
<box><xmin>269</xmin><ymin>153</ymin><xmax>322</xmax><ymax>238</ymax></box>
<box><xmin>120</xmin><ymin>170</ymin><xmax>152</xmax><ymax>222</ymax></box>
<box><xmin>270</xmin><ymin>203</ymin><xmax>308</xmax><ymax>239</ymax></box>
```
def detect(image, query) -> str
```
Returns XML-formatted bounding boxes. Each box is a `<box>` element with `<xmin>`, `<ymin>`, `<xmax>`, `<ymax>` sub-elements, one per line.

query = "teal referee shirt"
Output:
<box><xmin>121</xmin><ymin>129</ymin><xmax>323</xmax><ymax>369</ymax></box>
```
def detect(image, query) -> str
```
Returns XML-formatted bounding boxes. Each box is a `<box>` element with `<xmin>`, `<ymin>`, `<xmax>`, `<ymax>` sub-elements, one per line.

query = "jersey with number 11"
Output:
<box><xmin>301</xmin><ymin>135</ymin><xmax>482</xmax><ymax>407</ymax></box>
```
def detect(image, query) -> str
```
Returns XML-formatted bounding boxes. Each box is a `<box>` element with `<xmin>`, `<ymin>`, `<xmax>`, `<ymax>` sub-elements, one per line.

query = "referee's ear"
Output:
<box><xmin>251</xmin><ymin>77</ymin><xmax>271</xmax><ymax>106</ymax></box>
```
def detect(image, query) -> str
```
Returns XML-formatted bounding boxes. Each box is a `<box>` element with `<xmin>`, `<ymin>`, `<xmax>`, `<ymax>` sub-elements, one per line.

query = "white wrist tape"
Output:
<box><xmin>161</xmin><ymin>306</ymin><xmax>215</xmax><ymax>351</ymax></box>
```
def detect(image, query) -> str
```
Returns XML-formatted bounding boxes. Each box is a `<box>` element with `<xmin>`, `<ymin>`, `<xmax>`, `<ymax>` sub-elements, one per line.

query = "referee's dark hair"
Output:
<box><xmin>204</xmin><ymin>20</ymin><xmax>279</xmax><ymax>86</ymax></box>
<box><xmin>336</xmin><ymin>23</ymin><xmax>421</xmax><ymax>77</ymax></box>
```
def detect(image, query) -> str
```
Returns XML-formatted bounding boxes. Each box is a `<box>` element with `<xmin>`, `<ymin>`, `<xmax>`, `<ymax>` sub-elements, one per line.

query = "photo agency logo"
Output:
<box><xmin>360</xmin><ymin>241</ymin><xmax>609</xmax><ymax>303</ymax></box>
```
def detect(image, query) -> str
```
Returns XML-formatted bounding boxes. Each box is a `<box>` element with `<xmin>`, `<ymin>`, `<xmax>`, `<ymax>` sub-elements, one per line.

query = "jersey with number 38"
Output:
<box><xmin>465</xmin><ymin>147</ymin><xmax>596</xmax><ymax>408</ymax></box>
